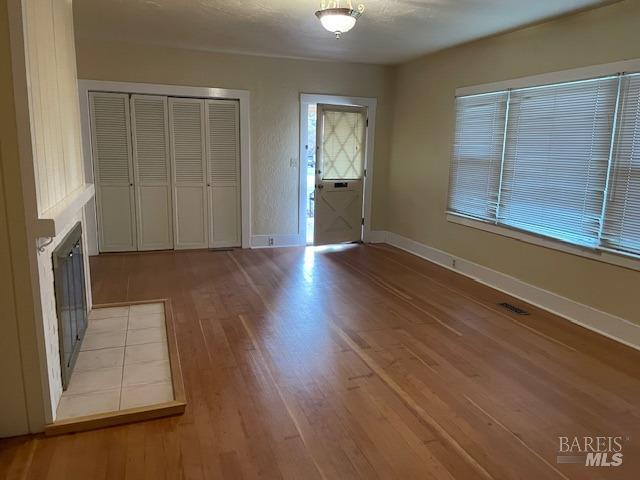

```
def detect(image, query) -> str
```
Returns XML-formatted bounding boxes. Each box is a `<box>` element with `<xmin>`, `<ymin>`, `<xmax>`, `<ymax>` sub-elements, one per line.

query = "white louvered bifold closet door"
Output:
<box><xmin>206</xmin><ymin>100</ymin><xmax>241</xmax><ymax>248</ymax></box>
<box><xmin>89</xmin><ymin>92</ymin><xmax>137</xmax><ymax>252</ymax></box>
<box><xmin>169</xmin><ymin>98</ymin><xmax>208</xmax><ymax>249</ymax></box>
<box><xmin>130</xmin><ymin>95</ymin><xmax>174</xmax><ymax>250</ymax></box>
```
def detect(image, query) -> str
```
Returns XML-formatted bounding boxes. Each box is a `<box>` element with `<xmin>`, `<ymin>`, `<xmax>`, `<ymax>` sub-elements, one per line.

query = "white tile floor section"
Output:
<box><xmin>56</xmin><ymin>303</ymin><xmax>174</xmax><ymax>421</ymax></box>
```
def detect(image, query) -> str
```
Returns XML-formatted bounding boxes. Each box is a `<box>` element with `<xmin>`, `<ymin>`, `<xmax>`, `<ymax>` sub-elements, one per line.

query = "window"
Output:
<box><xmin>602</xmin><ymin>74</ymin><xmax>640</xmax><ymax>256</ymax></box>
<box><xmin>448</xmin><ymin>92</ymin><xmax>507</xmax><ymax>221</ymax></box>
<box><xmin>448</xmin><ymin>72</ymin><xmax>640</xmax><ymax>258</ymax></box>
<box><xmin>499</xmin><ymin>78</ymin><xmax>618</xmax><ymax>247</ymax></box>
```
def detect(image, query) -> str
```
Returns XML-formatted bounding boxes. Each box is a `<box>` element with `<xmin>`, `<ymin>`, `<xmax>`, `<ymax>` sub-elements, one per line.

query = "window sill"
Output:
<box><xmin>446</xmin><ymin>212</ymin><xmax>640</xmax><ymax>272</ymax></box>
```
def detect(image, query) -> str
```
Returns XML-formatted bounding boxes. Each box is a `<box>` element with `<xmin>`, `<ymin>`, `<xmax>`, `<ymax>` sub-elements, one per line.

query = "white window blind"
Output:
<box><xmin>499</xmin><ymin>77</ymin><xmax>619</xmax><ymax>246</ymax></box>
<box><xmin>602</xmin><ymin>73</ymin><xmax>640</xmax><ymax>255</ymax></box>
<box><xmin>447</xmin><ymin>69</ymin><xmax>640</xmax><ymax>261</ymax></box>
<box><xmin>448</xmin><ymin>92</ymin><xmax>508</xmax><ymax>221</ymax></box>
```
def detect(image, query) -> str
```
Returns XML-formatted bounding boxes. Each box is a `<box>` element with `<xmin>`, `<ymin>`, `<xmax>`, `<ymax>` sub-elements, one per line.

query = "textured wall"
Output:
<box><xmin>72</xmin><ymin>0</ymin><xmax>607</xmax><ymax>64</ymax></box>
<box><xmin>388</xmin><ymin>0</ymin><xmax>640</xmax><ymax>323</ymax></box>
<box><xmin>74</xmin><ymin>40</ymin><xmax>394</xmax><ymax>236</ymax></box>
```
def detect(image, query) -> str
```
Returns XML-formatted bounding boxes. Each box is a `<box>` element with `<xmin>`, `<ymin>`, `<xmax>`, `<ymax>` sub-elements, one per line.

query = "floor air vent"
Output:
<box><xmin>498</xmin><ymin>302</ymin><xmax>530</xmax><ymax>315</ymax></box>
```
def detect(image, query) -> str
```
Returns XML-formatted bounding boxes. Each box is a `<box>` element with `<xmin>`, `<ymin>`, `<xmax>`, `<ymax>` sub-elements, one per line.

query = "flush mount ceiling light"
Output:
<box><xmin>315</xmin><ymin>1</ymin><xmax>365</xmax><ymax>39</ymax></box>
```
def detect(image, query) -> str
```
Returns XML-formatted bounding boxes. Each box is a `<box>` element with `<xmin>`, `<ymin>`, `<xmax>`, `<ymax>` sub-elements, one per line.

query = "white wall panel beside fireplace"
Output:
<box><xmin>22</xmin><ymin>0</ymin><xmax>84</xmax><ymax>216</ymax></box>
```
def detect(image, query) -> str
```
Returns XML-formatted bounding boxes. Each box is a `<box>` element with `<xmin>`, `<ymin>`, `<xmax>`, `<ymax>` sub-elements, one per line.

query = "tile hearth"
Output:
<box><xmin>56</xmin><ymin>303</ymin><xmax>174</xmax><ymax>420</ymax></box>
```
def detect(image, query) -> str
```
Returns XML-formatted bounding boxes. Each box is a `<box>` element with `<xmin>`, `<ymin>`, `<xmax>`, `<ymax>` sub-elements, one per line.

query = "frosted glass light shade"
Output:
<box><xmin>315</xmin><ymin>8</ymin><xmax>360</xmax><ymax>37</ymax></box>
<box><xmin>319</xmin><ymin>11</ymin><xmax>356</xmax><ymax>33</ymax></box>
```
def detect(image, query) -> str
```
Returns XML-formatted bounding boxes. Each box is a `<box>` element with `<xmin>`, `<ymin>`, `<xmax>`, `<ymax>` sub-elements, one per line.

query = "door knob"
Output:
<box><xmin>316</xmin><ymin>184</ymin><xmax>324</xmax><ymax>190</ymax></box>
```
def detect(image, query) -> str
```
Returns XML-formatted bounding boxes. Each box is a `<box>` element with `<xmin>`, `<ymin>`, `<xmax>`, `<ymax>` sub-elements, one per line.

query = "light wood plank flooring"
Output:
<box><xmin>1</xmin><ymin>244</ymin><xmax>639</xmax><ymax>479</ymax></box>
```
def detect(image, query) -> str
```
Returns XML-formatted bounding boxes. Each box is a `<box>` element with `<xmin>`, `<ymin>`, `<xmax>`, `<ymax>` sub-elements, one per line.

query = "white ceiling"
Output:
<box><xmin>74</xmin><ymin>0</ymin><xmax>608</xmax><ymax>65</ymax></box>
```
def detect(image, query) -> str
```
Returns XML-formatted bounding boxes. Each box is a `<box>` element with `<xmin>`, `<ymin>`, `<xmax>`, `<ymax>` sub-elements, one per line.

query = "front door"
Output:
<box><xmin>314</xmin><ymin>104</ymin><xmax>367</xmax><ymax>245</ymax></box>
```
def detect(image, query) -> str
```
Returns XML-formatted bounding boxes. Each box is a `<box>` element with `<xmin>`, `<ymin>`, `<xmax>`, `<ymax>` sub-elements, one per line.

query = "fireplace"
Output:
<box><xmin>52</xmin><ymin>222</ymin><xmax>88</xmax><ymax>389</ymax></box>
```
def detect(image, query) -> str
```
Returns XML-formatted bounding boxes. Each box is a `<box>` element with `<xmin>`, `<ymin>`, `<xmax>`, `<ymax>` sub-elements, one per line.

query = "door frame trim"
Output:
<box><xmin>78</xmin><ymin>80</ymin><xmax>252</xmax><ymax>254</ymax></box>
<box><xmin>299</xmin><ymin>93</ymin><xmax>377</xmax><ymax>246</ymax></box>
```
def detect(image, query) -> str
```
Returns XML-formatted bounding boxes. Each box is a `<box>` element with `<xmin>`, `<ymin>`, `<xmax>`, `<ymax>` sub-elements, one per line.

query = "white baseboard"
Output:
<box><xmin>251</xmin><ymin>234</ymin><xmax>302</xmax><ymax>249</ymax></box>
<box><xmin>251</xmin><ymin>230</ymin><xmax>387</xmax><ymax>249</ymax></box>
<box><xmin>373</xmin><ymin>230</ymin><xmax>640</xmax><ymax>351</ymax></box>
<box><xmin>367</xmin><ymin>230</ymin><xmax>388</xmax><ymax>244</ymax></box>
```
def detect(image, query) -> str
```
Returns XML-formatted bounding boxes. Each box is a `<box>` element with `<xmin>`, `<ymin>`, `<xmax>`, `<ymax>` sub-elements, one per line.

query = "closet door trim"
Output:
<box><xmin>79</xmin><ymin>80</ymin><xmax>251</xmax><ymax>253</ymax></box>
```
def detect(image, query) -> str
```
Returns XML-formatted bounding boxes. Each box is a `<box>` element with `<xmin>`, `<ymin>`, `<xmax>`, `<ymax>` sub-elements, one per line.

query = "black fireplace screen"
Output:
<box><xmin>52</xmin><ymin>222</ymin><xmax>88</xmax><ymax>389</ymax></box>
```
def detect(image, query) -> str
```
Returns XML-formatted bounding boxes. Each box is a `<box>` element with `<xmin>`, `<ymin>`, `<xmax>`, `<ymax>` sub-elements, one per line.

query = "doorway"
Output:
<box><xmin>299</xmin><ymin>94</ymin><xmax>377</xmax><ymax>246</ymax></box>
<box><xmin>306</xmin><ymin>104</ymin><xmax>317</xmax><ymax>244</ymax></box>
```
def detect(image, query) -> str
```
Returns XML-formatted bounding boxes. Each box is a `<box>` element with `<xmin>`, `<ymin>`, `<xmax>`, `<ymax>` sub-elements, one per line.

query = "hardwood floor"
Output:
<box><xmin>1</xmin><ymin>244</ymin><xmax>639</xmax><ymax>479</ymax></box>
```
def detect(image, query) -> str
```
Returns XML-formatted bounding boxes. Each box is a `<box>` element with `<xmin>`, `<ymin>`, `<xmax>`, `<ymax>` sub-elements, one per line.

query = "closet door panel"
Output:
<box><xmin>98</xmin><ymin>186</ymin><xmax>136</xmax><ymax>250</ymax></box>
<box><xmin>138</xmin><ymin>186</ymin><xmax>173</xmax><ymax>248</ymax></box>
<box><xmin>169</xmin><ymin>98</ymin><xmax>208</xmax><ymax>249</ymax></box>
<box><xmin>206</xmin><ymin>100</ymin><xmax>241</xmax><ymax>248</ymax></box>
<box><xmin>209</xmin><ymin>186</ymin><xmax>239</xmax><ymax>248</ymax></box>
<box><xmin>130</xmin><ymin>95</ymin><xmax>173</xmax><ymax>251</ymax></box>
<box><xmin>176</xmin><ymin>186</ymin><xmax>207</xmax><ymax>245</ymax></box>
<box><xmin>89</xmin><ymin>92</ymin><xmax>137</xmax><ymax>252</ymax></box>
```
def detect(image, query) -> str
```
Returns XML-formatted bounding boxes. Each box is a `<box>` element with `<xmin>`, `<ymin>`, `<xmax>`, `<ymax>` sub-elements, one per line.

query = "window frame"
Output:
<box><xmin>446</xmin><ymin>59</ymin><xmax>640</xmax><ymax>272</ymax></box>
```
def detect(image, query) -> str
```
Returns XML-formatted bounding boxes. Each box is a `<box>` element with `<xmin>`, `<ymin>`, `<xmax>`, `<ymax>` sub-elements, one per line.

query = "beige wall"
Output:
<box><xmin>0</xmin><ymin>156</ymin><xmax>29</xmax><ymax>437</ymax></box>
<box><xmin>388</xmin><ymin>0</ymin><xmax>640</xmax><ymax>323</ymax></box>
<box><xmin>74</xmin><ymin>39</ymin><xmax>394</xmax><ymax>236</ymax></box>
<box><xmin>1</xmin><ymin>3</ymin><xmax>28</xmax><ymax>436</ymax></box>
